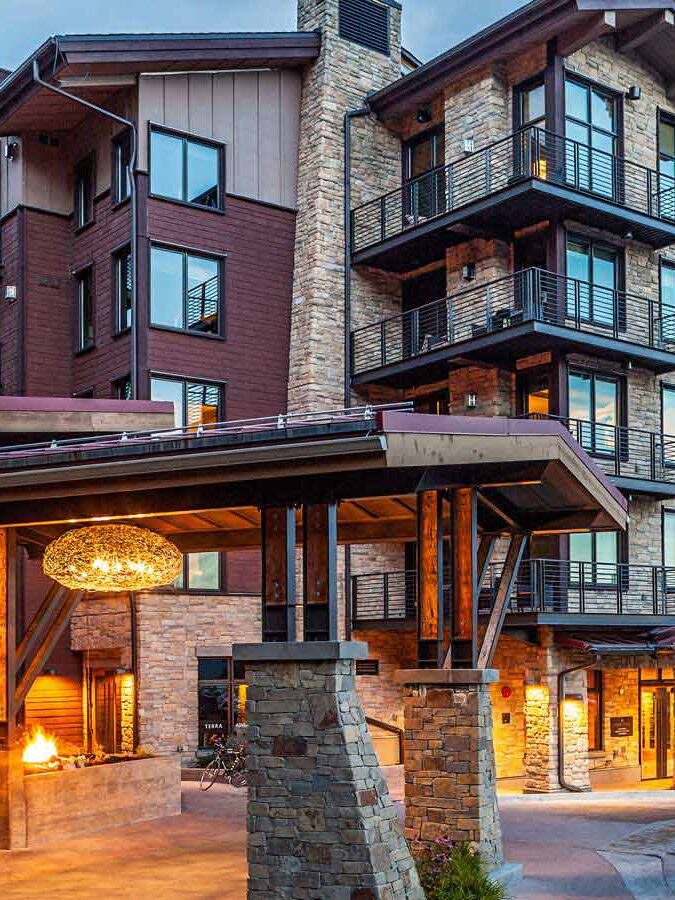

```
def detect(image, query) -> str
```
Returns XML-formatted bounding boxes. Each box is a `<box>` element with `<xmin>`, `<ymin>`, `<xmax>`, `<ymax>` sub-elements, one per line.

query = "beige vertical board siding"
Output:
<box><xmin>138</xmin><ymin>70</ymin><xmax>300</xmax><ymax>207</ymax></box>
<box><xmin>233</xmin><ymin>72</ymin><xmax>259</xmax><ymax>200</ymax></box>
<box><xmin>0</xmin><ymin>138</ymin><xmax>24</xmax><ymax>216</ymax></box>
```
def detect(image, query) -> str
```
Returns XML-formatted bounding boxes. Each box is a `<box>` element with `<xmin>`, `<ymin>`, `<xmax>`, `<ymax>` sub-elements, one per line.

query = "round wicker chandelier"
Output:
<box><xmin>43</xmin><ymin>524</ymin><xmax>183</xmax><ymax>592</ymax></box>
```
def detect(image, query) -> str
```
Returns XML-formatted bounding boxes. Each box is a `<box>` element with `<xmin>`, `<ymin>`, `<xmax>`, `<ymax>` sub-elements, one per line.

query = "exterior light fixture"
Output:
<box><xmin>625</xmin><ymin>85</ymin><xmax>641</xmax><ymax>101</ymax></box>
<box><xmin>462</xmin><ymin>263</ymin><xmax>476</xmax><ymax>281</ymax></box>
<box><xmin>416</xmin><ymin>106</ymin><xmax>432</xmax><ymax>124</ymax></box>
<box><xmin>43</xmin><ymin>523</ymin><xmax>182</xmax><ymax>592</ymax></box>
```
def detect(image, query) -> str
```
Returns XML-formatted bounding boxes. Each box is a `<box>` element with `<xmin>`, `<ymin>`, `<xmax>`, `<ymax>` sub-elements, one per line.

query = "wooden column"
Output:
<box><xmin>416</xmin><ymin>491</ymin><xmax>443</xmax><ymax>668</ymax></box>
<box><xmin>0</xmin><ymin>528</ymin><xmax>26</xmax><ymax>850</ymax></box>
<box><xmin>302</xmin><ymin>503</ymin><xmax>338</xmax><ymax>642</ymax></box>
<box><xmin>261</xmin><ymin>507</ymin><xmax>296</xmax><ymax>642</ymax></box>
<box><xmin>451</xmin><ymin>487</ymin><xmax>478</xmax><ymax>669</ymax></box>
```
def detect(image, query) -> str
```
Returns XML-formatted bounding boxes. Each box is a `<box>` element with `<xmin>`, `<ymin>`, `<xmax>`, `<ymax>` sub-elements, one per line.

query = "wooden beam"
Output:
<box><xmin>303</xmin><ymin>503</ymin><xmax>338</xmax><ymax>641</ymax></box>
<box><xmin>618</xmin><ymin>10</ymin><xmax>673</xmax><ymax>51</ymax></box>
<box><xmin>451</xmin><ymin>488</ymin><xmax>478</xmax><ymax>669</ymax></box>
<box><xmin>558</xmin><ymin>11</ymin><xmax>616</xmax><ymax>57</ymax></box>
<box><xmin>477</xmin><ymin>491</ymin><xmax>522</xmax><ymax>531</ymax></box>
<box><xmin>443</xmin><ymin>533</ymin><xmax>495</xmax><ymax>669</ymax></box>
<box><xmin>417</xmin><ymin>491</ymin><xmax>443</xmax><ymax>668</ymax></box>
<box><xmin>15</xmin><ymin>581</ymin><xmax>64</xmax><ymax>668</ymax></box>
<box><xmin>14</xmin><ymin>590</ymin><xmax>82</xmax><ymax>711</ymax></box>
<box><xmin>261</xmin><ymin>507</ymin><xmax>296</xmax><ymax>643</ymax></box>
<box><xmin>477</xmin><ymin>535</ymin><xmax>527</xmax><ymax>670</ymax></box>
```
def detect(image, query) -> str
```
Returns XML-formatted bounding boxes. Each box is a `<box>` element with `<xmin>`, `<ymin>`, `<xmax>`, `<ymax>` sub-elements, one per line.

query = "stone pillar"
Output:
<box><xmin>0</xmin><ymin>744</ymin><xmax>26</xmax><ymax>850</ymax></box>
<box><xmin>523</xmin><ymin>677</ymin><xmax>560</xmax><ymax>792</ymax></box>
<box><xmin>235</xmin><ymin>641</ymin><xmax>423</xmax><ymax>900</ymax></box>
<box><xmin>396</xmin><ymin>668</ymin><xmax>503</xmax><ymax>868</ymax></box>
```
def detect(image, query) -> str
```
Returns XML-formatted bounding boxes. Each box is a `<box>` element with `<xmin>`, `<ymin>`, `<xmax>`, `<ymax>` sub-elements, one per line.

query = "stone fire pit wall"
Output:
<box><xmin>23</xmin><ymin>755</ymin><xmax>181</xmax><ymax>847</ymax></box>
<box><xmin>234</xmin><ymin>641</ymin><xmax>423</xmax><ymax>900</ymax></box>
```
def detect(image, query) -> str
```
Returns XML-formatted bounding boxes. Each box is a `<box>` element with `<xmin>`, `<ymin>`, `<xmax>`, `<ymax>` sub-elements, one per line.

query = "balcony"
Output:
<box><xmin>480</xmin><ymin>558</ymin><xmax>675</xmax><ymax>626</ymax></box>
<box><xmin>540</xmin><ymin>416</ymin><xmax>675</xmax><ymax>498</ymax></box>
<box><xmin>351</xmin><ymin>127</ymin><xmax>675</xmax><ymax>272</ymax></box>
<box><xmin>351</xmin><ymin>570</ymin><xmax>449</xmax><ymax>627</ymax></box>
<box><xmin>350</xmin><ymin>269</ymin><xmax>675</xmax><ymax>386</ymax></box>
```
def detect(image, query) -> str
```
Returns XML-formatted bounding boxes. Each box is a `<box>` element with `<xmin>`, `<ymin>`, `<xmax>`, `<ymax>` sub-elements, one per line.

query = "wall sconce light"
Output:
<box><xmin>625</xmin><ymin>85</ymin><xmax>641</xmax><ymax>102</ymax></box>
<box><xmin>416</xmin><ymin>106</ymin><xmax>432</xmax><ymax>124</ymax></box>
<box><xmin>42</xmin><ymin>666</ymin><xmax>57</xmax><ymax>676</ymax></box>
<box><xmin>465</xmin><ymin>392</ymin><xmax>477</xmax><ymax>409</ymax></box>
<box><xmin>462</xmin><ymin>262</ymin><xmax>476</xmax><ymax>281</ymax></box>
<box><xmin>463</xmin><ymin>136</ymin><xmax>475</xmax><ymax>154</ymax></box>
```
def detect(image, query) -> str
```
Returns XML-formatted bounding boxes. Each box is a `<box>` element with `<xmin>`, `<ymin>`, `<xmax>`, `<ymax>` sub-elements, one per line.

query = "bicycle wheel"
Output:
<box><xmin>231</xmin><ymin>770</ymin><xmax>248</xmax><ymax>789</ymax></box>
<box><xmin>200</xmin><ymin>758</ymin><xmax>224</xmax><ymax>791</ymax></box>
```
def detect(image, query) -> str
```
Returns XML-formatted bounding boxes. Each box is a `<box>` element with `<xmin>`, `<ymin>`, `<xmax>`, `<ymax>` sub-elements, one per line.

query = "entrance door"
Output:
<box><xmin>641</xmin><ymin>687</ymin><xmax>674</xmax><ymax>780</ymax></box>
<box><xmin>94</xmin><ymin>672</ymin><xmax>117</xmax><ymax>753</ymax></box>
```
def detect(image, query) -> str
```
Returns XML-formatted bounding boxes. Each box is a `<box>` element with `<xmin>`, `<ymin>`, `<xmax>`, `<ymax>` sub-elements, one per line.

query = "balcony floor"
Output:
<box><xmin>351</xmin><ymin>178</ymin><xmax>675</xmax><ymax>274</ymax></box>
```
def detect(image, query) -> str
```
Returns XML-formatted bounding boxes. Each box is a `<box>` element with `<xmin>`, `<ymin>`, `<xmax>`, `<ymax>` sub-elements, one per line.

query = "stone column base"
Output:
<box><xmin>0</xmin><ymin>744</ymin><xmax>27</xmax><ymax>850</ymax></box>
<box><xmin>395</xmin><ymin>668</ymin><xmax>503</xmax><ymax>868</ymax></box>
<box><xmin>234</xmin><ymin>641</ymin><xmax>423</xmax><ymax>899</ymax></box>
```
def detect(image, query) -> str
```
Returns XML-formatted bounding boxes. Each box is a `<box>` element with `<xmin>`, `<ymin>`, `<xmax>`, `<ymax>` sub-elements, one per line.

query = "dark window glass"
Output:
<box><xmin>151</xmin><ymin>245</ymin><xmax>221</xmax><ymax>335</ymax></box>
<box><xmin>113</xmin><ymin>375</ymin><xmax>132</xmax><ymax>400</ymax></box>
<box><xmin>197</xmin><ymin>656</ymin><xmax>246</xmax><ymax>748</ymax></box>
<box><xmin>150</xmin><ymin>128</ymin><xmax>222</xmax><ymax>209</ymax></box>
<box><xmin>198</xmin><ymin>658</ymin><xmax>229</xmax><ymax>681</ymax></box>
<box><xmin>403</xmin><ymin>128</ymin><xmax>445</xmax><ymax>222</ymax></box>
<box><xmin>112</xmin><ymin>130</ymin><xmax>132</xmax><ymax>204</ymax></box>
<box><xmin>665</xmin><ymin>511</ymin><xmax>675</xmax><ymax>568</ymax></box>
<box><xmin>76</xmin><ymin>268</ymin><xmax>94</xmax><ymax>351</ymax></box>
<box><xmin>74</xmin><ymin>156</ymin><xmax>94</xmax><ymax>228</ymax></box>
<box><xmin>114</xmin><ymin>248</ymin><xmax>132</xmax><ymax>333</ymax></box>
<box><xmin>150</xmin><ymin>375</ymin><xmax>222</xmax><ymax>429</ymax></box>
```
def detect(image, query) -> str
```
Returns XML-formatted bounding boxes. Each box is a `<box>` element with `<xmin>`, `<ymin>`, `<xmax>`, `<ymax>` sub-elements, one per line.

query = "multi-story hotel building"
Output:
<box><xmin>2</xmin><ymin>0</ymin><xmax>675</xmax><ymax>798</ymax></box>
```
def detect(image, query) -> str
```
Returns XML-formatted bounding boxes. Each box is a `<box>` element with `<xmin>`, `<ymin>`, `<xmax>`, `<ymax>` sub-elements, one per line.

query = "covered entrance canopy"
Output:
<box><xmin>0</xmin><ymin>404</ymin><xmax>626</xmax><ymax>848</ymax></box>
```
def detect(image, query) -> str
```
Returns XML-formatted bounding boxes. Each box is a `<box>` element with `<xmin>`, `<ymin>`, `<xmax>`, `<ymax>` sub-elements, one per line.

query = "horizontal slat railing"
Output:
<box><xmin>479</xmin><ymin>558</ymin><xmax>675</xmax><ymax>617</ymax></box>
<box><xmin>351</xmin><ymin>125</ymin><xmax>675</xmax><ymax>254</ymax></box>
<box><xmin>351</xmin><ymin>570</ymin><xmax>451</xmax><ymax>623</ymax></box>
<box><xmin>186</xmin><ymin>274</ymin><xmax>219</xmax><ymax>333</ymax></box>
<box><xmin>530</xmin><ymin>415</ymin><xmax>675</xmax><ymax>486</ymax></box>
<box><xmin>350</xmin><ymin>267</ymin><xmax>673</xmax><ymax>377</ymax></box>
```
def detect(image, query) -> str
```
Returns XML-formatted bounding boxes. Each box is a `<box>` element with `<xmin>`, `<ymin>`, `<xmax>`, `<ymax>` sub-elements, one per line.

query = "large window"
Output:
<box><xmin>565</xmin><ymin>76</ymin><xmax>618</xmax><ymax>199</ymax></box>
<box><xmin>658</xmin><ymin>114</ymin><xmax>675</xmax><ymax>219</ymax></box>
<box><xmin>75</xmin><ymin>267</ymin><xmax>94</xmax><ymax>352</ymax></box>
<box><xmin>150</xmin><ymin>245</ymin><xmax>222</xmax><ymax>336</ymax></box>
<box><xmin>197</xmin><ymin>657</ymin><xmax>246</xmax><ymax>749</ymax></box>
<box><xmin>112</xmin><ymin>130</ymin><xmax>132</xmax><ymax>205</ymax></box>
<box><xmin>569</xmin><ymin>531</ymin><xmax>618</xmax><ymax>586</ymax></box>
<box><xmin>664</xmin><ymin>510</ymin><xmax>675</xmax><ymax>568</ymax></box>
<box><xmin>568</xmin><ymin>369</ymin><xmax>621</xmax><ymax>456</ymax></box>
<box><xmin>663</xmin><ymin>386</ymin><xmax>675</xmax><ymax>468</ymax></box>
<box><xmin>150</xmin><ymin>127</ymin><xmax>223</xmax><ymax>209</ymax></box>
<box><xmin>515</xmin><ymin>77</ymin><xmax>546</xmax><ymax>130</ymax></box>
<box><xmin>74</xmin><ymin>155</ymin><xmax>94</xmax><ymax>228</ymax></box>
<box><xmin>150</xmin><ymin>375</ymin><xmax>222</xmax><ymax>429</ymax></box>
<box><xmin>175</xmin><ymin>552</ymin><xmax>221</xmax><ymax>591</ymax></box>
<box><xmin>113</xmin><ymin>247</ymin><xmax>132</xmax><ymax>333</ymax></box>
<box><xmin>566</xmin><ymin>234</ymin><xmax>622</xmax><ymax>329</ymax></box>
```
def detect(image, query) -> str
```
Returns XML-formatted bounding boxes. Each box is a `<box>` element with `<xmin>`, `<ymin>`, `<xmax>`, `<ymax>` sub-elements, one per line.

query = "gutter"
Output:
<box><xmin>32</xmin><ymin>58</ymin><xmax>140</xmax><ymax>399</ymax></box>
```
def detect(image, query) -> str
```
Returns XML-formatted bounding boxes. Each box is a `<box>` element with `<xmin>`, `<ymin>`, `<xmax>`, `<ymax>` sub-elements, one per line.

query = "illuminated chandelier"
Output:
<box><xmin>43</xmin><ymin>524</ymin><xmax>183</xmax><ymax>592</ymax></box>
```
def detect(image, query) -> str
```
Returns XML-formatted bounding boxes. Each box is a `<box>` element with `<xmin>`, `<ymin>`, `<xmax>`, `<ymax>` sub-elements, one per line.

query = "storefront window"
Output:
<box><xmin>197</xmin><ymin>657</ymin><xmax>246</xmax><ymax>749</ymax></box>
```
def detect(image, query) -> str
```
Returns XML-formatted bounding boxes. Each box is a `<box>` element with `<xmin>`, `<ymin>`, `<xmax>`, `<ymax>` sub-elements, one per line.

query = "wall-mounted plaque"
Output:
<box><xmin>610</xmin><ymin>716</ymin><xmax>633</xmax><ymax>737</ymax></box>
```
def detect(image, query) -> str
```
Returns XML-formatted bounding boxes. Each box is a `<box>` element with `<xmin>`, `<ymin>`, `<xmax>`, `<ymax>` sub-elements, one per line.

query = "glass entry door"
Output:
<box><xmin>641</xmin><ymin>686</ymin><xmax>674</xmax><ymax>780</ymax></box>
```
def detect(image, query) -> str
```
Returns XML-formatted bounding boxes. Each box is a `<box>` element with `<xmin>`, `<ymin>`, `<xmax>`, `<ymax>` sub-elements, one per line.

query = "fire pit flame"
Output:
<box><xmin>23</xmin><ymin>726</ymin><xmax>58</xmax><ymax>764</ymax></box>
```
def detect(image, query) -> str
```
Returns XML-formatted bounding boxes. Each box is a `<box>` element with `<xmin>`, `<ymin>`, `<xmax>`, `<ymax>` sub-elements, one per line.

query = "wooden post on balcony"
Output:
<box><xmin>303</xmin><ymin>502</ymin><xmax>338</xmax><ymax>642</ymax></box>
<box><xmin>261</xmin><ymin>507</ymin><xmax>296</xmax><ymax>642</ymax></box>
<box><xmin>0</xmin><ymin>528</ymin><xmax>26</xmax><ymax>850</ymax></box>
<box><xmin>451</xmin><ymin>487</ymin><xmax>478</xmax><ymax>668</ymax></box>
<box><xmin>416</xmin><ymin>491</ymin><xmax>444</xmax><ymax>667</ymax></box>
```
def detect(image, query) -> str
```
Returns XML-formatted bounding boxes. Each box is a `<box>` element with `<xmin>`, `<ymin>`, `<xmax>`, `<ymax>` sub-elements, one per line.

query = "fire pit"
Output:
<box><xmin>19</xmin><ymin>727</ymin><xmax>181</xmax><ymax>847</ymax></box>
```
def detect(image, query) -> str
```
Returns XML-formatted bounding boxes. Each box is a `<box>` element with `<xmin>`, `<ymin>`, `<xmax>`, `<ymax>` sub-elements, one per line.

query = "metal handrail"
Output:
<box><xmin>352</xmin><ymin>568</ymin><xmax>451</xmax><ymax>622</ymax></box>
<box><xmin>350</xmin><ymin>267</ymin><xmax>674</xmax><ymax>377</ymax></box>
<box><xmin>351</xmin><ymin>125</ymin><xmax>675</xmax><ymax>254</ymax></box>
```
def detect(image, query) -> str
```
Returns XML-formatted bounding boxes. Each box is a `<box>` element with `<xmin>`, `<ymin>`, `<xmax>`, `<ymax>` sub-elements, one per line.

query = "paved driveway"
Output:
<box><xmin>3</xmin><ymin>781</ymin><xmax>675</xmax><ymax>899</ymax></box>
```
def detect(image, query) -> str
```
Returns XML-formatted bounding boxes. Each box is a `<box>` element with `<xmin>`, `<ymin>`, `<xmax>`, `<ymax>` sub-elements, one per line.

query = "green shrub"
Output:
<box><xmin>416</xmin><ymin>839</ymin><xmax>507</xmax><ymax>900</ymax></box>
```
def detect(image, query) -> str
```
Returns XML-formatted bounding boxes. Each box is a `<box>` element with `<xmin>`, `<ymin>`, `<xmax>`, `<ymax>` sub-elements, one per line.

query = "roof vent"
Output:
<box><xmin>339</xmin><ymin>0</ymin><xmax>390</xmax><ymax>56</ymax></box>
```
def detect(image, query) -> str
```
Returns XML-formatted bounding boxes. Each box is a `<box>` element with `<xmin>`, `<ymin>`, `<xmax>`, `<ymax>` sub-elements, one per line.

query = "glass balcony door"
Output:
<box><xmin>403</xmin><ymin>127</ymin><xmax>446</xmax><ymax>223</ymax></box>
<box><xmin>658</xmin><ymin>116</ymin><xmax>675</xmax><ymax>220</ymax></box>
<box><xmin>566</xmin><ymin>235</ymin><xmax>622</xmax><ymax>330</ymax></box>
<box><xmin>640</xmin><ymin>686</ymin><xmax>674</xmax><ymax>780</ymax></box>
<box><xmin>565</xmin><ymin>76</ymin><xmax>618</xmax><ymax>200</ymax></box>
<box><xmin>568</xmin><ymin>369</ymin><xmax>620</xmax><ymax>457</ymax></box>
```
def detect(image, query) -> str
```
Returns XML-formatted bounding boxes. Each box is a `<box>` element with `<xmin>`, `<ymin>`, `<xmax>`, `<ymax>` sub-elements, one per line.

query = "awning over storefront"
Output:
<box><xmin>556</xmin><ymin>627</ymin><xmax>675</xmax><ymax>656</ymax></box>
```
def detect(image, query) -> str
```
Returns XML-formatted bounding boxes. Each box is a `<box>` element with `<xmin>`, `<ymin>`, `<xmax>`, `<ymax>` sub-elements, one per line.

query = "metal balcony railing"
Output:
<box><xmin>351</xmin><ymin>569</ymin><xmax>451</xmax><ymax>623</ymax></box>
<box><xmin>479</xmin><ymin>558</ymin><xmax>675</xmax><ymax>617</ymax></box>
<box><xmin>529</xmin><ymin>415</ymin><xmax>675</xmax><ymax>486</ymax></box>
<box><xmin>350</xmin><ymin>268</ymin><xmax>675</xmax><ymax>377</ymax></box>
<box><xmin>186</xmin><ymin>274</ymin><xmax>220</xmax><ymax>334</ymax></box>
<box><xmin>351</xmin><ymin>126</ymin><xmax>675</xmax><ymax>254</ymax></box>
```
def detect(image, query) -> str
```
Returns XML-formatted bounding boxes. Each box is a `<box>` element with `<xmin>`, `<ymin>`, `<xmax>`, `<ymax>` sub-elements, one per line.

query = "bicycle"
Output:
<box><xmin>200</xmin><ymin>737</ymin><xmax>248</xmax><ymax>791</ymax></box>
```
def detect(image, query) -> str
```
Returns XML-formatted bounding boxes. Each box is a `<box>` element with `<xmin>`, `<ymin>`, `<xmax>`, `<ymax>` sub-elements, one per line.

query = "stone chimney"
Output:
<box><xmin>289</xmin><ymin>0</ymin><xmax>403</xmax><ymax>411</ymax></box>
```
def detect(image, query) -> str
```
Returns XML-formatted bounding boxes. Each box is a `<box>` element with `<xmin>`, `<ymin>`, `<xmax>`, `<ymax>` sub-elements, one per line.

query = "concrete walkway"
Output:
<box><xmin>2</xmin><ymin>779</ymin><xmax>675</xmax><ymax>898</ymax></box>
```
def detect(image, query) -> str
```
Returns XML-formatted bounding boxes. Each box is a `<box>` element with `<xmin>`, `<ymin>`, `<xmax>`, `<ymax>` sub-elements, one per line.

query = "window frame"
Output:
<box><xmin>111</xmin><ymin>129</ymin><xmax>132</xmax><ymax>206</ymax></box>
<box><xmin>74</xmin><ymin>265</ymin><xmax>95</xmax><ymax>354</ymax></box>
<box><xmin>149</xmin><ymin>241</ymin><xmax>225</xmax><ymax>339</ymax></box>
<box><xmin>148</xmin><ymin>123</ymin><xmax>225</xmax><ymax>212</ymax></box>
<box><xmin>568</xmin><ymin>530</ymin><xmax>622</xmax><ymax>589</ymax></box>
<box><xmin>567</xmin><ymin>365</ymin><xmax>626</xmax><ymax>458</ymax></box>
<box><xmin>112</xmin><ymin>373</ymin><xmax>132</xmax><ymax>400</ymax></box>
<box><xmin>112</xmin><ymin>244</ymin><xmax>133</xmax><ymax>336</ymax></box>
<box><xmin>657</xmin><ymin>109</ymin><xmax>675</xmax><ymax>219</ymax></box>
<box><xmin>173</xmin><ymin>551</ymin><xmax>224</xmax><ymax>593</ymax></box>
<box><xmin>196</xmin><ymin>655</ymin><xmax>246</xmax><ymax>749</ymax></box>
<box><xmin>513</xmin><ymin>73</ymin><xmax>546</xmax><ymax>131</ymax></box>
<box><xmin>149</xmin><ymin>372</ymin><xmax>225</xmax><ymax>429</ymax></box>
<box><xmin>73</xmin><ymin>153</ymin><xmax>95</xmax><ymax>230</ymax></box>
<box><xmin>565</xmin><ymin>230</ymin><xmax>625</xmax><ymax>331</ymax></box>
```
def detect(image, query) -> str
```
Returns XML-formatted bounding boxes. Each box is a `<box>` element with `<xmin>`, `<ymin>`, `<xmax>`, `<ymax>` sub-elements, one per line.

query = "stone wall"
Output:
<box><xmin>597</xmin><ymin>669</ymin><xmax>640</xmax><ymax>775</ymax></box>
<box><xmin>352</xmin><ymin>626</ymin><xmax>416</xmax><ymax>729</ymax></box>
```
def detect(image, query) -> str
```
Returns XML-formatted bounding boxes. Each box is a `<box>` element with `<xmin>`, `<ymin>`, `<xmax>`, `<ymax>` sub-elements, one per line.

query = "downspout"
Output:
<box><xmin>32</xmin><ymin>55</ymin><xmax>140</xmax><ymax>399</ymax></box>
<box><xmin>557</xmin><ymin>657</ymin><xmax>599</xmax><ymax>792</ymax></box>
<box><xmin>129</xmin><ymin>591</ymin><xmax>140</xmax><ymax>751</ymax></box>
<box><xmin>343</xmin><ymin>104</ymin><xmax>370</xmax><ymax>642</ymax></box>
